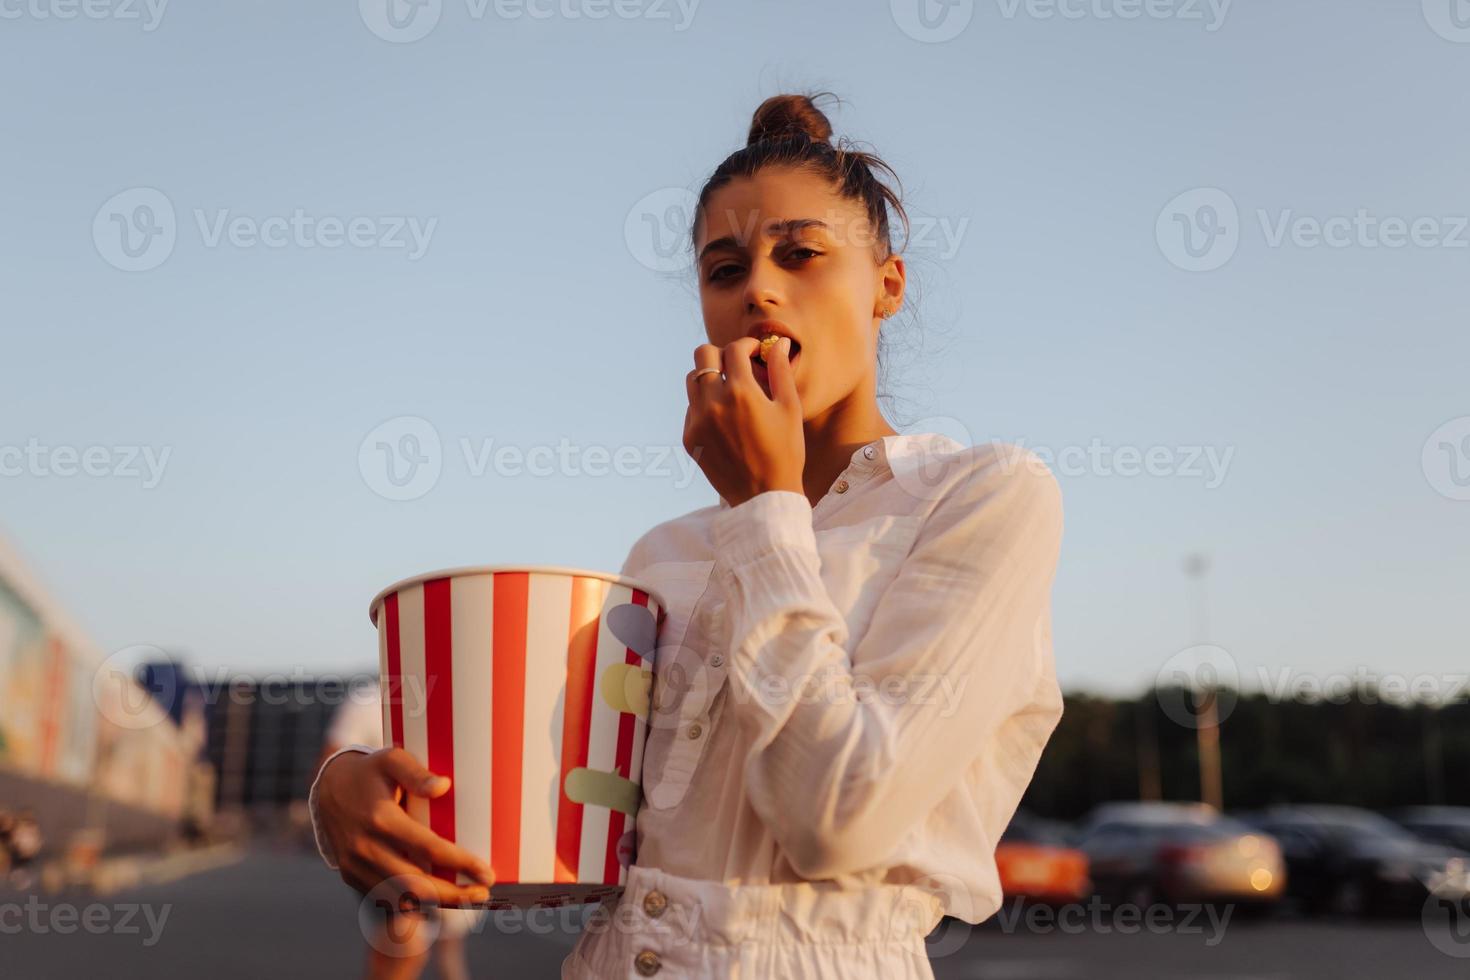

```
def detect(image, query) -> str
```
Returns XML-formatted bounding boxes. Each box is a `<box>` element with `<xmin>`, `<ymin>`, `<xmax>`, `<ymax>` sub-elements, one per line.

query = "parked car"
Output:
<box><xmin>1242</xmin><ymin>805</ymin><xmax>1470</xmax><ymax>916</ymax></box>
<box><xmin>996</xmin><ymin>811</ymin><xmax>1091</xmax><ymax>904</ymax></box>
<box><xmin>1076</xmin><ymin>802</ymin><xmax>1285</xmax><ymax>909</ymax></box>
<box><xmin>1391</xmin><ymin>806</ymin><xmax>1470</xmax><ymax>853</ymax></box>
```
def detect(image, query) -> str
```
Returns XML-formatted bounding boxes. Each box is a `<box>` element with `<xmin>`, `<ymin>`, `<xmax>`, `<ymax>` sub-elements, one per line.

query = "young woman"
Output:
<box><xmin>311</xmin><ymin>92</ymin><xmax>1065</xmax><ymax>979</ymax></box>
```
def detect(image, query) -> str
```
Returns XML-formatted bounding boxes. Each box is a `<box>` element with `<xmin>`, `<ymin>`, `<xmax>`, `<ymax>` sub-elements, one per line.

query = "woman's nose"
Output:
<box><xmin>742</xmin><ymin>259</ymin><xmax>784</xmax><ymax>311</ymax></box>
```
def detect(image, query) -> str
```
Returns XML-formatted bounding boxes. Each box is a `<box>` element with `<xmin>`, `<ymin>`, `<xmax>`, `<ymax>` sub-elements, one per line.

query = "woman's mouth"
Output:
<box><xmin>752</xmin><ymin>335</ymin><xmax>801</xmax><ymax>366</ymax></box>
<box><xmin>751</xmin><ymin>338</ymin><xmax>799</xmax><ymax>391</ymax></box>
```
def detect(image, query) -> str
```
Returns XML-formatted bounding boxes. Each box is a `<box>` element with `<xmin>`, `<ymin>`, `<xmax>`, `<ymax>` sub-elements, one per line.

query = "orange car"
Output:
<box><xmin>996</xmin><ymin>812</ymin><xmax>1091</xmax><ymax>903</ymax></box>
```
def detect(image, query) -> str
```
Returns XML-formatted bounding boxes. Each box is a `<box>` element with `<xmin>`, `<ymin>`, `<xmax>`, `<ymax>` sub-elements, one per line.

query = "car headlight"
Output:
<box><xmin>1425</xmin><ymin>864</ymin><xmax>1470</xmax><ymax>896</ymax></box>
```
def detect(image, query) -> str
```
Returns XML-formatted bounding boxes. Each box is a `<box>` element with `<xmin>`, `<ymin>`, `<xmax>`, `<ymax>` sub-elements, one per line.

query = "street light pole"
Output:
<box><xmin>1184</xmin><ymin>553</ymin><xmax>1224</xmax><ymax>811</ymax></box>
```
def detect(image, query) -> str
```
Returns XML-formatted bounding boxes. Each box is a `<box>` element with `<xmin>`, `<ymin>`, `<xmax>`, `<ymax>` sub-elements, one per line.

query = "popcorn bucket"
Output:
<box><xmin>368</xmin><ymin>565</ymin><xmax>666</xmax><ymax>909</ymax></box>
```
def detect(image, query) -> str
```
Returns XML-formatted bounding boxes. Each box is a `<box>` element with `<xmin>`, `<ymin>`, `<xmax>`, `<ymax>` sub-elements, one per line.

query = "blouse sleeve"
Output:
<box><xmin>708</xmin><ymin>448</ymin><xmax>1063</xmax><ymax>880</ymax></box>
<box><xmin>307</xmin><ymin>744</ymin><xmax>375</xmax><ymax>870</ymax></box>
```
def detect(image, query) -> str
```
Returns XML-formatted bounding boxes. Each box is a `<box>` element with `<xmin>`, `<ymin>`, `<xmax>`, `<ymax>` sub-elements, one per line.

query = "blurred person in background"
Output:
<box><xmin>0</xmin><ymin>808</ymin><xmax>14</xmax><ymax>878</ymax></box>
<box><xmin>315</xmin><ymin>680</ymin><xmax>485</xmax><ymax>980</ymax></box>
<box><xmin>1</xmin><ymin>807</ymin><xmax>43</xmax><ymax>887</ymax></box>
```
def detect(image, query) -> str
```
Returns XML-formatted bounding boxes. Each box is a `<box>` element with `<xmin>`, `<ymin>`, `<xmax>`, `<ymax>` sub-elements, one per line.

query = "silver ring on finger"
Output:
<box><xmin>691</xmin><ymin>367</ymin><xmax>723</xmax><ymax>383</ymax></box>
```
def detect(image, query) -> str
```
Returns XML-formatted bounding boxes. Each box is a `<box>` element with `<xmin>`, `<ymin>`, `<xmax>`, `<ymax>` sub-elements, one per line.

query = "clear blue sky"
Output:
<box><xmin>1</xmin><ymin>0</ymin><xmax>1465</xmax><ymax>698</ymax></box>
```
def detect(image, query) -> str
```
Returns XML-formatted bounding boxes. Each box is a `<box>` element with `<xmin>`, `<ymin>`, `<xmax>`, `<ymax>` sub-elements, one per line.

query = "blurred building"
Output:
<box><xmin>0</xmin><ymin>531</ymin><xmax>205</xmax><ymax>859</ymax></box>
<box><xmin>203</xmin><ymin>673</ymin><xmax>374</xmax><ymax>816</ymax></box>
<box><xmin>134</xmin><ymin>664</ymin><xmax>377</xmax><ymax>831</ymax></box>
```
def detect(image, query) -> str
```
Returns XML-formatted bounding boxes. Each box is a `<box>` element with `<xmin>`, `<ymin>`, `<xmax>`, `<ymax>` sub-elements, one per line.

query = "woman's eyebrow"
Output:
<box><xmin>698</xmin><ymin>219</ymin><xmax>832</xmax><ymax>262</ymax></box>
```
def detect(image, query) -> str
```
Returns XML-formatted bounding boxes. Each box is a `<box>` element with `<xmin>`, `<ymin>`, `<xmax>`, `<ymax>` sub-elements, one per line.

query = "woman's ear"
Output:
<box><xmin>874</xmin><ymin>253</ymin><xmax>905</xmax><ymax>318</ymax></box>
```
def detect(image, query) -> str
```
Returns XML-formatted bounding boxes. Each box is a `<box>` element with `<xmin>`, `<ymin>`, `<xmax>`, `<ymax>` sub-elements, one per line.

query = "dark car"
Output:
<box><xmin>1242</xmin><ymin>805</ymin><xmax>1470</xmax><ymax>916</ymax></box>
<box><xmin>1391</xmin><ymin>806</ymin><xmax>1470</xmax><ymax>853</ymax></box>
<box><xmin>1076</xmin><ymin>802</ymin><xmax>1285</xmax><ymax>909</ymax></box>
<box><xmin>996</xmin><ymin>811</ymin><xmax>1091</xmax><ymax>904</ymax></box>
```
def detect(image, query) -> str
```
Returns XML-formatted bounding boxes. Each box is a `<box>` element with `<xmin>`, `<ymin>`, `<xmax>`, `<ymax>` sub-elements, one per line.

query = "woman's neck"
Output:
<box><xmin>799</xmin><ymin>389</ymin><xmax>899</xmax><ymax>509</ymax></box>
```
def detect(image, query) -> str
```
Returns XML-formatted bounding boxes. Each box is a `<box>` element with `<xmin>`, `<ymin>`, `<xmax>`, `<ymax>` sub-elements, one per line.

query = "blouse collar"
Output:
<box><xmin>716</xmin><ymin>432</ymin><xmax>962</xmax><ymax>510</ymax></box>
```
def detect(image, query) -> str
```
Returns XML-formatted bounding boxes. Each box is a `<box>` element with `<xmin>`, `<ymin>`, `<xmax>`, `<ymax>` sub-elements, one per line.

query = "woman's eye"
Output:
<box><xmin>706</xmin><ymin>249</ymin><xmax>818</xmax><ymax>283</ymax></box>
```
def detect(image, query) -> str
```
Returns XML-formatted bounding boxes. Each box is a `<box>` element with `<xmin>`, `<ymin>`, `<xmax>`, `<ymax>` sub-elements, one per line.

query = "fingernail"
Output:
<box><xmin>420</xmin><ymin>775</ymin><xmax>448</xmax><ymax>794</ymax></box>
<box><xmin>779</xmin><ymin>337</ymin><xmax>791</xmax><ymax>354</ymax></box>
<box><xmin>469</xmin><ymin>886</ymin><xmax>490</xmax><ymax>903</ymax></box>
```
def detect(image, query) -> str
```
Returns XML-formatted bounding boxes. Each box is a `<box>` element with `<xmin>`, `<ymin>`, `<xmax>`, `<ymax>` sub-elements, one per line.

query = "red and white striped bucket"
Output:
<box><xmin>369</xmin><ymin>566</ymin><xmax>666</xmax><ymax>909</ymax></box>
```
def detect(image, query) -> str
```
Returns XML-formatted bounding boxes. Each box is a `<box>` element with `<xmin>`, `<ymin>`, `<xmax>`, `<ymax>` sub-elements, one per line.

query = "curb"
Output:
<box><xmin>38</xmin><ymin>842</ymin><xmax>245</xmax><ymax>896</ymax></box>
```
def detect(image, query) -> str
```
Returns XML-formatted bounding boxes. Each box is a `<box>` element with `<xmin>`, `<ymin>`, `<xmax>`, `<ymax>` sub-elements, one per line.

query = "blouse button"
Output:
<box><xmin>635</xmin><ymin>950</ymin><xmax>662</xmax><ymax>975</ymax></box>
<box><xmin>862</xmin><ymin>445</ymin><xmax>877</xmax><ymax>460</ymax></box>
<box><xmin>834</xmin><ymin>479</ymin><xmax>849</xmax><ymax>493</ymax></box>
<box><xmin>687</xmin><ymin>723</ymin><xmax>703</xmax><ymax>740</ymax></box>
<box><xmin>709</xmin><ymin>654</ymin><xmax>724</xmax><ymax>668</ymax></box>
<box><xmin>642</xmin><ymin>890</ymin><xmax>668</xmax><ymax>918</ymax></box>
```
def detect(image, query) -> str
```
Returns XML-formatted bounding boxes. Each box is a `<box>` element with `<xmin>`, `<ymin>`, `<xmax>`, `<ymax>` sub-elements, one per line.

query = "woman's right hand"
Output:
<box><xmin>316</xmin><ymin>746</ymin><xmax>495</xmax><ymax>907</ymax></box>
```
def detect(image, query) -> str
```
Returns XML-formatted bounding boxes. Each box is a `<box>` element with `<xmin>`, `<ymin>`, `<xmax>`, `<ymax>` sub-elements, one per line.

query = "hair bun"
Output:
<box><xmin>746</xmin><ymin>93</ymin><xmax>835</xmax><ymax>147</ymax></box>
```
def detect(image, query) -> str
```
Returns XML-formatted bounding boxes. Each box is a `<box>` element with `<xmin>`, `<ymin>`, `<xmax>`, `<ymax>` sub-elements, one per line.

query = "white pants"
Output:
<box><xmin>561</xmin><ymin>863</ymin><xmax>944</xmax><ymax>979</ymax></box>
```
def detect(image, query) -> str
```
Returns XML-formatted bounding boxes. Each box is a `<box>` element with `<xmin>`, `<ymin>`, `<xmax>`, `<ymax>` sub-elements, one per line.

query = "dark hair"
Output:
<box><xmin>691</xmin><ymin>92</ymin><xmax>910</xmax><ymax>261</ymax></box>
<box><xmin>691</xmin><ymin>91</ymin><xmax>926</xmax><ymax>424</ymax></box>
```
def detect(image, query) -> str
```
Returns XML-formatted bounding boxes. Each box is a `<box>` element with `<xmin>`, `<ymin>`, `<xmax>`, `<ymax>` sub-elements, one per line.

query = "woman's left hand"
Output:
<box><xmin>684</xmin><ymin>336</ymin><xmax>805</xmax><ymax>508</ymax></box>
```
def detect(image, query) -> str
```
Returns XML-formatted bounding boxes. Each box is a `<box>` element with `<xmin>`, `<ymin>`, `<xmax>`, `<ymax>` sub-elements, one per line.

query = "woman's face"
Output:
<box><xmin>694</xmin><ymin>167</ymin><xmax>904</xmax><ymax>416</ymax></box>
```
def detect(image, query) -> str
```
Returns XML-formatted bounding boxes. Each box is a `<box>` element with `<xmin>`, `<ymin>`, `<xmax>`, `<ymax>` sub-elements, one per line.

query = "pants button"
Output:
<box><xmin>635</xmin><ymin>949</ymin><xmax>662</xmax><ymax>975</ymax></box>
<box><xmin>642</xmin><ymin>889</ymin><xmax>667</xmax><ymax>918</ymax></box>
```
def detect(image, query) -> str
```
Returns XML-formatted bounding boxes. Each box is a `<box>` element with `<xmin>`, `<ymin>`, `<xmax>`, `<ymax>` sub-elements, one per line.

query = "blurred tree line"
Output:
<box><xmin>1020</xmin><ymin>685</ymin><xmax>1470</xmax><ymax>820</ymax></box>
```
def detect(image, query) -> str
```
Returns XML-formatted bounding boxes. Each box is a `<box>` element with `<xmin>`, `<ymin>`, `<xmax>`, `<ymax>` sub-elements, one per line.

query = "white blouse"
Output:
<box><xmin>311</xmin><ymin>432</ymin><xmax>1064</xmax><ymax>926</ymax></box>
<box><xmin>619</xmin><ymin>432</ymin><xmax>1064</xmax><ymax>924</ymax></box>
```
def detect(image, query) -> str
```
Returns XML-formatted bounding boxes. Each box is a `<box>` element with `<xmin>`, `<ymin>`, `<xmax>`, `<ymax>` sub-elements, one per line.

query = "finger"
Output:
<box><xmin>721</xmin><ymin>337</ymin><xmax>761</xmax><ymax>392</ymax></box>
<box><xmin>685</xmin><ymin>367</ymin><xmax>723</xmax><ymax>403</ymax></box>
<box><xmin>359</xmin><ymin>839</ymin><xmax>493</xmax><ymax>908</ymax></box>
<box><xmin>765</xmin><ymin>336</ymin><xmax>800</xmax><ymax>409</ymax></box>
<box><xmin>686</xmin><ymin>344</ymin><xmax>724</xmax><ymax>402</ymax></box>
<box><xmin>682</xmin><ymin>403</ymin><xmax>695</xmax><ymax>452</ymax></box>
<box><xmin>372</xmin><ymin>805</ymin><xmax>495</xmax><ymax>886</ymax></box>
<box><xmin>376</xmin><ymin>747</ymin><xmax>450</xmax><ymax>798</ymax></box>
<box><xmin>691</xmin><ymin>343</ymin><xmax>722</xmax><ymax>369</ymax></box>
